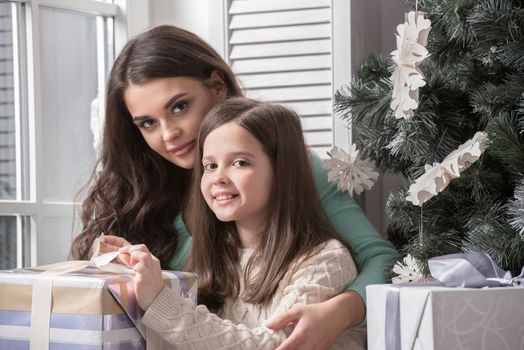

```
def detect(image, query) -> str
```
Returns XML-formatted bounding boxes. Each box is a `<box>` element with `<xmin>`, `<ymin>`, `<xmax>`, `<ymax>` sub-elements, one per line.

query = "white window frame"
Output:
<box><xmin>0</xmin><ymin>0</ymin><xmax>148</xmax><ymax>267</ymax></box>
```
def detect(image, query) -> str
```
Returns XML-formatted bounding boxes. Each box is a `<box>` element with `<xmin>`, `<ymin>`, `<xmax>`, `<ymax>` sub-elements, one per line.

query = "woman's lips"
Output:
<box><xmin>169</xmin><ymin>140</ymin><xmax>195</xmax><ymax>156</ymax></box>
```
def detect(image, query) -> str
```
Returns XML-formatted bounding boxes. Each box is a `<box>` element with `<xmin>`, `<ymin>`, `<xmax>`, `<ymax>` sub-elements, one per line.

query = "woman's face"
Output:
<box><xmin>124</xmin><ymin>76</ymin><xmax>225</xmax><ymax>169</ymax></box>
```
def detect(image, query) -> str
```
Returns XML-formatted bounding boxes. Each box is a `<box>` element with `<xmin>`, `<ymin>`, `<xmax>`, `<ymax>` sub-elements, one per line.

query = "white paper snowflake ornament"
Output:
<box><xmin>392</xmin><ymin>254</ymin><xmax>426</xmax><ymax>284</ymax></box>
<box><xmin>390</xmin><ymin>11</ymin><xmax>432</xmax><ymax>119</ymax></box>
<box><xmin>323</xmin><ymin>145</ymin><xmax>379</xmax><ymax>197</ymax></box>
<box><xmin>406</xmin><ymin>131</ymin><xmax>490</xmax><ymax>206</ymax></box>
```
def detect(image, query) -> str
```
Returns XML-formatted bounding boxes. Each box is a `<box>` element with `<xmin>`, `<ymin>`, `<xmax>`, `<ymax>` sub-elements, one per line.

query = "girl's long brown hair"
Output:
<box><xmin>70</xmin><ymin>25</ymin><xmax>242</xmax><ymax>267</ymax></box>
<box><xmin>188</xmin><ymin>98</ymin><xmax>350</xmax><ymax>310</ymax></box>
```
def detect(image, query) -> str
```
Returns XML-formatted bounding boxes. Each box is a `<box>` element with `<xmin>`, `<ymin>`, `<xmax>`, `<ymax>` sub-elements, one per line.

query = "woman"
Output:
<box><xmin>71</xmin><ymin>25</ymin><xmax>398</xmax><ymax>350</ymax></box>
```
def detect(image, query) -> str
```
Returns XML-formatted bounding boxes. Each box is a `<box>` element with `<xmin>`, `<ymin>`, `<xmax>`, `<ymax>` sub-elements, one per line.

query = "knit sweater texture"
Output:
<box><xmin>143</xmin><ymin>239</ymin><xmax>366</xmax><ymax>349</ymax></box>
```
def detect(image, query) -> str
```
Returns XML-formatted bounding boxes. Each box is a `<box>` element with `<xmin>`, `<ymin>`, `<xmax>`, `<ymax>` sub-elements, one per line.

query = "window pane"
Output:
<box><xmin>39</xmin><ymin>216</ymin><xmax>76</xmax><ymax>265</ymax></box>
<box><xmin>0</xmin><ymin>216</ymin><xmax>17</xmax><ymax>269</ymax></box>
<box><xmin>39</xmin><ymin>7</ymin><xmax>98</xmax><ymax>201</ymax></box>
<box><xmin>0</xmin><ymin>4</ymin><xmax>16</xmax><ymax>200</ymax></box>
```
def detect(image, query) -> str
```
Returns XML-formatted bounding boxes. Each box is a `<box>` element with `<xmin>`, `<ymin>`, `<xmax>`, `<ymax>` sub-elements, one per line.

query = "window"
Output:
<box><xmin>0</xmin><ymin>0</ymin><xmax>119</xmax><ymax>268</ymax></box>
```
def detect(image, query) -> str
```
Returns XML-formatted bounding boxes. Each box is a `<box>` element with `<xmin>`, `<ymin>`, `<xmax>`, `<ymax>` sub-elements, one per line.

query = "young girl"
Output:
<box><xmin>71</xmin><ymin>25</ymin><xmax>399</xmax><ymax>348</ymax></box>
<box><xmin>119</xmin><ymin>98</ymin><xmax>364</xmax><ymax>349</ymax></box>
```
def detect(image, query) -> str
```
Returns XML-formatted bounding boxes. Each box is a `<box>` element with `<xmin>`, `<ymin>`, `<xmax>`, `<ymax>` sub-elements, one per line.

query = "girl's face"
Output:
<box><xmin>125</xmin><ymin>76</ymin><xmax>225</xmax><ymax>169</ymax></box>
<box><xmin>200</xmin><ymin>122</ymin><xmax>273</xmax><ymax>235</ymax></box>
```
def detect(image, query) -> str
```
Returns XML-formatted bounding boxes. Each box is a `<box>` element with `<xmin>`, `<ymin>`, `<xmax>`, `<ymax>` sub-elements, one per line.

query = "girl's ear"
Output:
<box><xmin>205</xmin><ymin>70</ymin><xmax>228</xmax><ymax>102</ymax></box>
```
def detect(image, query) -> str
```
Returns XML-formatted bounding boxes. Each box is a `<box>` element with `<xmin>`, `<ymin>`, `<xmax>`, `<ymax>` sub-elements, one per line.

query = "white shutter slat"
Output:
<box><xmin>239</xmin><ymin>70</ymin><xmax>330</xmax><ymax>89</ymax></box>
<box><xmin>282</xmin><ymin>101</ymin><xmax>332</xmax><ymax>117</ymax></box>
<box><xmin>0</xmin><ymin>76</ymin><xmax>14</xmax><ymax>88</ymax></box>
<box><xmin>230</xmin><ymin>39</ymin><xmax>331</xmax><ymax>59</ymax></box>
<box><xmin>232</xmin><ymin>54</ymin><xmax>330</xmax><ymax>74</ymax></box>
<box><xmin>0</xmin><ymin>32</ymin><xmax>12</xmax><ymax>45</ymax></box>
<box><xmin>301</xmin><ymin>116</ymin><xmax>332</xmax><ymax>132</ymax></box>
<box><xmin>230</xmin><ymin>23</ymin><xmax>330</xmax><ymax>44</ymax></box>
<box><xmin>304</xmin><ymin>130</ymin><xmax>332</xmax><ymax>146</ymax></box>
<box><xmin>245</xmin><ymin>85</ymin><xmax>331</xmax><ymax>103</ymax></box>
<box><xmin>230</xmin><ymin>8</ymin><xmax>330</xmax><ymax>29</ymax></box>
<box><xmin>229</xmin><ymin>0</ymin><xmax>330</xmax><ymax>15</ymax></box>
<box><xmin>0</xmin><ymin>46</ymin><xmax>14</xmax><ymax>60</ymax></box>
<box><xmin>0</xmin><ymin>103</ymin><xmax>14</xmax><ymax>116</ymax></box>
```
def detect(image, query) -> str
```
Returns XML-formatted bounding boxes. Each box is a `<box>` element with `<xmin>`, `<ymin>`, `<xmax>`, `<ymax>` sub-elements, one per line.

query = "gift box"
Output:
<box><xmin>0</xmin><ymin>258</ymin><xmax>198</xmax><ymax>349</ymax></box>
<box><xmin>367</xmin><ymin>284</ymin><xmax>524</xmax><ymax>350</ymax></box>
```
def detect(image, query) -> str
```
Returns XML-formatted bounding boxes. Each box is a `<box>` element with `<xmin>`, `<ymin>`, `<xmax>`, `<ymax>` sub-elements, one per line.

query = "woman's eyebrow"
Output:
<box><xmin>164</xmin><ymin>92</ymin><xmax>189</xmax><ymax>109</ymax></box>
<box><xmin>131</xmin><ymin>92</ymin><xmax>190</xmax><ymax>121</ymax></box>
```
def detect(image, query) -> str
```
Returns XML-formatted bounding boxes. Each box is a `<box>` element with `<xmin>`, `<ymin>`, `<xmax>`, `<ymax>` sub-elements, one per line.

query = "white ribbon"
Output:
<box><xmin>29</xmin><ymin>243</ymin><xmax>163</xmax><ymax>350</ymax></box>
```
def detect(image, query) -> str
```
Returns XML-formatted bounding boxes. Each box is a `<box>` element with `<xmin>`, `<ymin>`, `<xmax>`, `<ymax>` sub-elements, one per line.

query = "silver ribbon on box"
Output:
<box><xmin>427</xmin><ymin>251</ymin><xmax>524</xmax><ymax>287</ymax></box>
<box><xmin>385</xmin><ymin>252</ymin><xmax>524</xmax><ymax>350</ymax></box>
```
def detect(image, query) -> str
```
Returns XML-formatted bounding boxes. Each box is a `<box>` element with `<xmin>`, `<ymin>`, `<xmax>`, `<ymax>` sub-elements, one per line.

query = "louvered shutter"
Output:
<box><xmin>226</xmin><ymin>0</ymin><xmax>335</xmax><ymax>157</ymax></box>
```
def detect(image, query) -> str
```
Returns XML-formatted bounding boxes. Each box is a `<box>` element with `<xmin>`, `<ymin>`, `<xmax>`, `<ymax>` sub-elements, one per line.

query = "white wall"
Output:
<box><xmin>149</xmin><ymin>0</ymin><xmax>210</xmax><ymax>41</ymax></box>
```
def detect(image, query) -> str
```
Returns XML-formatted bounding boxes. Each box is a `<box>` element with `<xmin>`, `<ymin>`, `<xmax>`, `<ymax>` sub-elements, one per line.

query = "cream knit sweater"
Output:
<box><xmin>142</xmin><ymin>239</ymin><xmax>365</xmax><ymax>349</ymax></box>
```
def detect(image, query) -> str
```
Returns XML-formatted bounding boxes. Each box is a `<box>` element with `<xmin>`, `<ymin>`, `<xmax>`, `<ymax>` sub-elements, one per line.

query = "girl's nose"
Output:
<box><xmin>212</xmin><ymin>173</ymin><xmax>231</xmax><ymax>185</ymax></box>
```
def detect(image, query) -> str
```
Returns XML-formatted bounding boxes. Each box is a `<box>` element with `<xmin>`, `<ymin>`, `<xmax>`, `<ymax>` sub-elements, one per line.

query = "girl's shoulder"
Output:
<box><xmin>282</xmin><ymin>239</ymin><xmax>357</xmax><ymax>291</ymax></box>
<box><xmin>294</xmin><ymin>239</ymin><xmax>353</xmax><ymax>272</ymax></box>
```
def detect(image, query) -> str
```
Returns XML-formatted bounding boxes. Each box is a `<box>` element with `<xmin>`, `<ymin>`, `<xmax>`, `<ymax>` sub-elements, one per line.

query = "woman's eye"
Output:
<box><xmin>171</xmin><ymin>101</ymin><xmax>188</xmax><ymax>114</ymax></box>
<box><xmin>204</xmin><ymin>163</ymin><xmax>217</xmax><ymax>171</ymax></box>
<box><xmin>233</xmin><ymin>159</ymin><xmax>249</xmax><ymax>167</ymax></box>
<box><xmin>139</xmin><ymin>119</ymin><xmax>156</xmax><ymax>129</ymax></box>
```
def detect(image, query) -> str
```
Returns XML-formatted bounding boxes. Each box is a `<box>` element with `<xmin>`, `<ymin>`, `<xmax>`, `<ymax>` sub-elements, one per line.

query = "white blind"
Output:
<box><xmin>227</xmin><ymin>0</ymin><xmax>334</xmax><ymax>156</ymax></box>
<box><xmin>0</xmin><ymin>4</ymin><xmax>15</xmax><ymax>198</ymax></box>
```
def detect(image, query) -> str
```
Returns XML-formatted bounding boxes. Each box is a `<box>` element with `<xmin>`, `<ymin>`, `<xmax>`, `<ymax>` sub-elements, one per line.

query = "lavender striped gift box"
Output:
<box><xmin>0</xmin><ymin>265</ymin><xmax>198</xmax><ymax>349</ymax></box>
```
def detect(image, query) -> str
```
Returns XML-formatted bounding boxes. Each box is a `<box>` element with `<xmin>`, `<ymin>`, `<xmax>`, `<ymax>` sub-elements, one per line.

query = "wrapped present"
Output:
<box><xmin>0</xmin><ymin>251</ymin><xmax>198</xmax><ymax>350</ymax></box>
<box><xmin>367</xmin><ymin>252</ymin><xmax>524</xmax><ymax>350</ymax></box>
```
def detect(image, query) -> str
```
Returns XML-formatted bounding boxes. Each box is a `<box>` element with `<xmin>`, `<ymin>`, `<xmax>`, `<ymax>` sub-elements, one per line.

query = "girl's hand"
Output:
<box><xmin>266</xmin><ymin>291</ymin><xmax>365</xmax><ymax>350</ymax></box>
<box><xmin>119</xmin><ymin>244</ymin><xmax>164</xmax><ymax>311</ymax></box>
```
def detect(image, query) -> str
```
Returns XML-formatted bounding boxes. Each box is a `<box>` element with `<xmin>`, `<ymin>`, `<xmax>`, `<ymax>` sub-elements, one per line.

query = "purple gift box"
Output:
<box><xmin>0</xmin><ymin>264</ymin><xmax>197</xmax><ymax>349</ymax></box>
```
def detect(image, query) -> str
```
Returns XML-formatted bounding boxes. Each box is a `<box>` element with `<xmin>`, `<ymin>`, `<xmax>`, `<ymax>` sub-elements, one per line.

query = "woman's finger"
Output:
<box><xmin>266</xmin><ymin>307</ymin><xmax>301</xmax><ymax>329</ymax></box>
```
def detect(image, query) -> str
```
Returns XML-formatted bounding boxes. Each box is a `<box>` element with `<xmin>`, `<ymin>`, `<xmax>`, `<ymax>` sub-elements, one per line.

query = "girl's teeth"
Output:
<box><xmin>216</xmin><ymin>194</ymin><xmax>234</xmax><ymax>200</ymax></box>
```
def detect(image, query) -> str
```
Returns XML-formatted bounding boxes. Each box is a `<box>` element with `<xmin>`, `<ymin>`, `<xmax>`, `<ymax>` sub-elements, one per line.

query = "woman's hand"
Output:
<box><xmin>266</xmin><ymin>291</ymin><xmax>365</xmax><ymax>350</ymax></box>
<box><xmin>119</xmin><ymin>244</ymin><xmax>164</xmax><ymax>311</ymax></box>
<box><xmin>98</xmin><ymin>235</ymin><xmax>131</xmax><ymax>253</ymax></box>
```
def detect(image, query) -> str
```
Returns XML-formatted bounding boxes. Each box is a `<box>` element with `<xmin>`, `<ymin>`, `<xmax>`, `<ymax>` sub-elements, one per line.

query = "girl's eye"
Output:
<box><xmin>233</xmin><ymin>159</ymin><xmax>249</xmax><ymax>167</ymax></box>
<box><xmin>204</xmin><ymin>162</ymin><xmax>217</xmax><ymax>171</ymax></box>
<box><xmin>171</xmin><ymin>101</ymin><xmax>188</xmax><ymax>114</ymax></box>
<box><xmin>139</xmin><ymin>119</ymin><xmax>156</xmax><ymax>129</ymax></box>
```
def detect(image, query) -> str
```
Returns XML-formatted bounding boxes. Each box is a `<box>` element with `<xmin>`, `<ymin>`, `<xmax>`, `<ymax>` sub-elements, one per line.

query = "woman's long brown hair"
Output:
<box><xmin>188</xmin><ymin>98</ymin><xmax>351</xmax><ymax>310</ymax></box>
<box><xmin>70</xmin><ymin>25</ymin><xmax>242</xmax><ymax>267</ymax></box>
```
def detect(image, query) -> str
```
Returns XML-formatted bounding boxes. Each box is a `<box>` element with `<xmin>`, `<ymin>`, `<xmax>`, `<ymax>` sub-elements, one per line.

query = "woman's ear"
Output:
<box><xmin>205</xmin><ymin>70</ymin><xmax>228</xmax><ymax>101</ymax></box>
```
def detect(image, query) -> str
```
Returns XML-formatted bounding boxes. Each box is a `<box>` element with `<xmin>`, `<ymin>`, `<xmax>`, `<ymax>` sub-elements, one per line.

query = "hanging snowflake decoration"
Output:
<box><xmin>392</xmin><ymin>254</ymin><xmax>427</xmax><ymax>284</ymax></box>
<box><xmin>406</xmin><ymin>131</ymin><xmax>490</xmax><ymax>206</ymax></box>
<box><xmin>323</xmin><ymin>145</ymin><xmax>379</xmax><ymax>197</ymax></box>
<box><xmin>390</xmin><ymin>11</ymin><xmax>431</xmax><ymax>119</ymax></box>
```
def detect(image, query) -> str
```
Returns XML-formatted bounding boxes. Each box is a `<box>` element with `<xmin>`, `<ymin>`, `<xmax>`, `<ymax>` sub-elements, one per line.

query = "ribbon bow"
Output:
<box><xmin>428</xmin><ymin>252</ymin><xmax>524</xmax><ymax>288</ymax></box>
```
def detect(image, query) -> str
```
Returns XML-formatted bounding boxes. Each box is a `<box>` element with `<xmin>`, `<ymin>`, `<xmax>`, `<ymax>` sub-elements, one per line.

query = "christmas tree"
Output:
<box><xmin>335</xmin><ymin>0</ymin><xmax>524</xmax><ymax>275</ymax></box>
